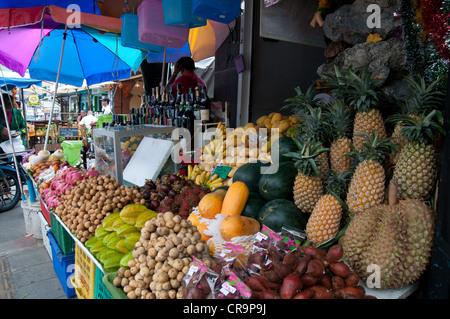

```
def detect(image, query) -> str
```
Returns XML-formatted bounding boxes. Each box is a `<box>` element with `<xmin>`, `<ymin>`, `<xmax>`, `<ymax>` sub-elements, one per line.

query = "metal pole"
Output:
<box><xmin>161</xmin><ymin>46</ymin><xmax>167</xmax><ymax>87</ymax></box>
<box><xmin>44</xmin><ymin>24</ymin><xmax>68</xmax><ymax>151</ymax></box>
<box><xmin>20</xmin><ymin>88</ymin><xmax>29</xmax><ymax>149</ymax></box>
<box><xmin>0</xmin><ymin>92</ymin><xmax>25</xmax><ymax>199</ymax></box>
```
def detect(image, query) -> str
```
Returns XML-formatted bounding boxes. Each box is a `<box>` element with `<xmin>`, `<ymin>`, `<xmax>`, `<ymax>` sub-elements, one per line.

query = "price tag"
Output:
<box><xmin>222</xmin><ymin>281</ymin><xmax>236</xmax><ymax>294</ymax></box>
<box><xmin>255</xmin><ymin>232</ymin><xmax>268</xmax><ymax>242</ymax></box>
<box><xmin>187</xmin><ymin>265</ymin><xmax>198</xmax><ymax>277</ymax></box>
<box><xmin>213</xmin><ymin>165</ymin><xmax>232</xmax><ymax>180</ymax></box>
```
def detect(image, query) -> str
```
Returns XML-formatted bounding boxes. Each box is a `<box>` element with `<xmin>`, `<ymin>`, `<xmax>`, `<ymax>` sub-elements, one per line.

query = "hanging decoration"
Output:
<box><xmin>421</xmin><ymin>0</ymin><xmax>450</xmax><ymax>61</ymax></box>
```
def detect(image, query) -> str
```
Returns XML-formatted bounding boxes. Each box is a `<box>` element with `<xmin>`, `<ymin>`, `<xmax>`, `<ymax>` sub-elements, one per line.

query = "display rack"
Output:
<box><xmin>92</xmin><ymin>124</ymin><xmax>177</xmax><ymax>185</ymax></box>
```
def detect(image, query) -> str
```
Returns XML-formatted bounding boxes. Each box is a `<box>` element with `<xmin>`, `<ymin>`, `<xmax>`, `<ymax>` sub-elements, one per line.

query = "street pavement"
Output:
<box><xmin>0</xmin><ymin>201</ymin><xmax>69</xmax><ymax>299</ymax></box>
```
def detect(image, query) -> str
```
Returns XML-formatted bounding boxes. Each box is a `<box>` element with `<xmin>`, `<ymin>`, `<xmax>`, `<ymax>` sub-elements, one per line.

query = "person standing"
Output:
<box><xmin>78</xmin><ymin>110</ymin><xmax>98</xmax><ymax>134</ymax></box>
<box><xmin>101</xmin><ymin>97</ymin><xmax>112</xmax><ymax>115</ymax></box>
<box><xmin>167</xmin><ymin>57</ymin><xmax>207</xmax><ymax>95</ymax></box>
<box><xmin>10</xmin><ymin>86</ymin><xmax>20</xmax><ymax>110</ymax></box>
<box><xmin>0</xmin><ymin>93</ymin><xmax>27</xmax><ymax>147</ymax></box>
<box><xmin>77</xmin><ymin>109</ymin><xmax>86</xmax><ymax>124</ymax></box>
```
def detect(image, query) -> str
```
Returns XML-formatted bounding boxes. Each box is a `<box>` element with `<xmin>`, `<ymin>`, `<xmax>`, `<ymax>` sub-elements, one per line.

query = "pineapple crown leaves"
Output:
<box><xmin>345</xmin><ymin>129</ymin><xmax>398</xmax><ymax>165</ymax></box>
<box><xmin>283</xmin><ymin>84</ymin><xmax>319</xmax><ymax>112</ymax></box>
<box><xmin>283</xmin><ymin>138</ymin><xmax>329</xmax><ymax>177</ymax></box>
<box><xmin>325</xmin><ymin>170</ymin><xmax>352</xmax><ymax>200</ymax></box>
<box><xmin>387</xmin><ymin>109</ymin><xmax>446</xmax><ymax>145</ymax></box>
<box><xmin>322</xmin><ymin>100</ymin><xmax>354</xmax><ymax>142</ymax></box>
<box><xmin>294</xmin><ymin>104</ymin><xmax>332</xmax><ymax>145</ymax></box>
<box><xmin>402</xmin><ymin>75</ymin><xmax>446</xmax><ymax>115</ymax></box>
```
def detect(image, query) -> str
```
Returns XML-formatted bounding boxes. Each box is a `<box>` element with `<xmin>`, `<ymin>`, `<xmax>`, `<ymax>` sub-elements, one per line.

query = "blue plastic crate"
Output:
<box><xmin>162</xmin><ymin>0</ymin><xmax>206</xmax><ymax>28</ymax></box>
<box><xmin>192</xmin><ymin>0</ymin><xmax>241</xmax><ymax>24</ymax></box>
<box><xmin>47</xmin><ymin>230</ymin><xmax>76</xmax><ymax>298</ymax></box>
<box><xmin>121</xmin><ymin>14</ymin><xmax>165</xmax><ymax>52</ymax></box>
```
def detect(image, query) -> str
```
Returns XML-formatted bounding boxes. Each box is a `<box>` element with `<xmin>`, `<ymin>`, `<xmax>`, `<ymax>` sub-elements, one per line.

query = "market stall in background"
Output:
<box><xmin>0</xmin><ymin>0</ymin><xmax>449</xmax><ymax>301</ymax></box>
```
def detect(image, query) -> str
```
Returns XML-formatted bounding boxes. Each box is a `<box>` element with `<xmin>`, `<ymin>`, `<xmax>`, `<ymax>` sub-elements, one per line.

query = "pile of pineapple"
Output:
<box><xmin>284</xmin><ymin>65</ymin><xmax>446</xmax><ymax>247</ymax></box>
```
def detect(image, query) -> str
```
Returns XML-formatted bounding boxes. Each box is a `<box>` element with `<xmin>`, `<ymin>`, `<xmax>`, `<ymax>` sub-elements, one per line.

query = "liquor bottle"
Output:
<box><xmin>175</xmin><ymin>83</ymin><xmax>183</xmax><ymax>127</ymax></box>
<box><xmin>193</xmin><ymin>86</ymin><xmax>201</xmax><ymax>121</ymax></box>
<box><xmin>168</xmin><ymin>85</ymin><xmax>175</xmax><ymax>127</ymax></box>
<box><xmin>200</xmin><ymin>86</ymin><xmax>210</xmax><ymax>122</ymax></box>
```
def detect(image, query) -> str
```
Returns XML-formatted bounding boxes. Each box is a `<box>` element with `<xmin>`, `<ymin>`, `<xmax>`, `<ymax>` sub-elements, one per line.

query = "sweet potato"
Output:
<box><xmin>293</xmin><ymin>289</ymin><xmax>315</xmax><ymax>299</ymax></box>
<box><xmin>319</xmin><ymin>275</ymin><xmax>332</xmax><ymax>290</ymax></box>
<box><xmin>301</xmin><ymin>273</ymin><xmax>320</xmax><ymax>287</ymax></box>
<box><xmin>329</xmin><ymin>262</ymin><xmax>351</xmax><ymax>278</ymax></box>
<box><xmin>280</xmin><ymin>273</ymin><xmax>303</xmax><ymax>299</ymax></box>
<box><xmin>283</xmin><ymin>250</ymin><xmax>298</xmax><ymax>268</ymax></box>
<box><xmin>261</xmin><ymin>290</ymin><xmax>280</xmax><ymax>299</ymax></box>
<box><xmin>335</xmin><ymin>287</ymin><xmax>365</xmax><ymax>299</ymax></box>
<box><xmin>344</xmin><ymin>272</ymin><xmax>360</xmax><ymax>287</ymax></box>
<box><xmin>245</xmin><ymin>276</ymin><xmax>268</xmax><ymax>292</ymax></box>
<box><xmin>261</xmin><ymin>269</ymin><xmax>283</xmax><ymax>284</ymax></box>
<box><xmin>331</xmin><ymin>276</ymin><xmax>346</xmax><ymax>291</ymax></box>
<box><xmin>326</xmin><ymin>245</ymin><xmax>343</xmax><ymax>263</ymax></box>
<box><xmin>302</xmin><ymin>246</ymin><xmax>326</xmax><ymax>260</ymax></box>
<box><xmin>295</xmin><ymin>255</ymin><xmax>312</xmax><ymax>276</ymax></box>
<box><xmin>306</xmin><ymin>259</ymin><xmax>325</xmax><ymax>277</ymax></box>
<box><xmin>309</xmin><ymin>285</ymin><xmax>335</xmax><ymax>299</ymax></box>
<box><xmin>272</xmin><ymin>260</ymin><xmax>292</xmax><ymax>279</ymax></box>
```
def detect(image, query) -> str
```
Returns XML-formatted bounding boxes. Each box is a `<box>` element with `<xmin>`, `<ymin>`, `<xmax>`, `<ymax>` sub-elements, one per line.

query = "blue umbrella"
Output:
<box><xmin>0</xmin><ymin>77</ymin><xmax>42</xmax><ymax>91</ymax></box>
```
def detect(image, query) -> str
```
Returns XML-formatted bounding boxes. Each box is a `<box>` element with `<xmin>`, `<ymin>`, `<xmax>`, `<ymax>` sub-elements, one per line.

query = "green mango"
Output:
<box><xmin>116</xmin><ymin>223</ymin><xmax>139</xmax><ymax>238</ymax></box>
<box><xmin>120</xmin><ymin>251</ymin><xmax>134</xmax><ymax>268</ymax></box>
<box><xmin>115</xmin><ymin>239</ymin><xmax>129</xmax><ymax>254</ymax></box>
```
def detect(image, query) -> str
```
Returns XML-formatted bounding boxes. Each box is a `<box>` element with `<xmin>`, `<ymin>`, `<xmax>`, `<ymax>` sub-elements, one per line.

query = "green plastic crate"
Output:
<box><xmin>61</xmin><ymin>140</ymin><xmax>83</xmax><ymax>167</ymax></box>
<box><xmin>103</xmin><ymin>272</ymin><xmax>127</xmax><ymax>299</ymax></box>
<box><xmin>94</xmin><ymin>266</ymin><xmax>113</xmax><ymax>299</ymax></box>
<box><xmin>50</xmin><ymin>213</ymin><xmax>76</xmax><ymax>255</ymax></box>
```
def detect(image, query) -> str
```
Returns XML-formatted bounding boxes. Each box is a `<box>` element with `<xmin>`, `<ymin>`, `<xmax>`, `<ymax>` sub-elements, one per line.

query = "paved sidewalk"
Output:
<box><xmin>0</xmin><ymin>201</ymin><xmax>69</xmax><ymax>299</ymax></box>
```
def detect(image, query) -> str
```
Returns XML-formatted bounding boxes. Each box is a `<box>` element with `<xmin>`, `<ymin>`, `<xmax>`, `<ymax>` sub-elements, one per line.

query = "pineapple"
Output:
<box><xmin>323</xmin><ymin>100</ymin><xmax>354</xmax><ymax>173</ymax></box>
<box><xmin>283</xmin><ymin>140</ymin><xmax>328</xmax><ymax>214</ymax></box>
<box><xmin>391</xmin><ymin>110</ymin><xmax>445</xmax><ymax>201</ymax></box>
<box><xmin>345</xmin><ymin>130</ymin><xmax>396</xmax><ymax>215</ymax></box>
<box><xmin>388</xmin><ymin>75</ymin><xmax>446</xmax><ymax>166</ymax></box>
<box><xmin>328</xmin><ymin>65</ymin><xmax>386</xmax><ymax>151</ymax></box>
<box><xmin>306</xmin><ymin>170</ymin><xmax>351</xmax><ymax>246</ymax></box>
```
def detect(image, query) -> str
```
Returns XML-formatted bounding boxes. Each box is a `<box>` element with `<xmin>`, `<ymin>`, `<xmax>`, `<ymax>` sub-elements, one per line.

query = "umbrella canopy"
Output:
<box><xmin>145</xmin><ymin>19</ymin><xmax>234</xmax><ymax>63</ymax></box>
<box><xmin>0</xmin><ymin>5</ymin><xmax>147</xmax><ymax>87</ymax></box>
<box><xmin>0</xmin><ymin>77</ymin><xmax>42</xmax><ymax>90</ymax></box>
<box><xmin>0</xmin><ymin>0</ymin><xmax>100</xmax><ymax>14</ymax></box>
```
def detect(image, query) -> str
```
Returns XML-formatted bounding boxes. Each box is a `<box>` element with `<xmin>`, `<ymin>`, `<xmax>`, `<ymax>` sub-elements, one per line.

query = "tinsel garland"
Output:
<box><xmin>400</xmin><ymin>0</ymin><xmax>449</xmax><ymax>81</ymax></box>
<box><xmin>421</xmin><ymin>0</ymin><xmax>450</xmax><ymax>61</ymax></box>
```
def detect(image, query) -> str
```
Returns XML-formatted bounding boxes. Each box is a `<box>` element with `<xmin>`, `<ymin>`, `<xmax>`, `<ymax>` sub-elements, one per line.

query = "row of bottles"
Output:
<box><xmin>104</xmin><ymin>84</ymin><xmax>211</xmax><ymax>140</ymax></box>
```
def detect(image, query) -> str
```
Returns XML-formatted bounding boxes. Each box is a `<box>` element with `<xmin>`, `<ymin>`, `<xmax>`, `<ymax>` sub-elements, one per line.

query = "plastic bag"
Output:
<box><xmin>181</xmin><ymin>257</ymin><xmax>220</xmax><ymax>299</ymax></box>
<box><xmin>0</xmin><ymin>135</ymin><xmax>25</xmax><ymax>153</ymax></box>
<box><xmin>214</xmin><ymin>271</ymin><xmax>252</xmax><ymax>299</ymax></box>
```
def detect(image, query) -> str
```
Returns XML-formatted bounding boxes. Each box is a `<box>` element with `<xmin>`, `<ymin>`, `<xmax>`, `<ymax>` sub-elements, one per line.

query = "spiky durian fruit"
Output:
<box><xmin>284</xmin><ymin>140</ymin><xmax>327</xmax><ymax>214</ymax></box>
<box><xmin>391</xmin><ymin>110</ymin><xmax>445</xmax><ymax>201</ymax></box>
<box><xmin>345</xmin><ymin>130</ymin><xmax>396</xmax><ymax>215</ymax></box>
<box><xmin>342</xmin><ymin>197</ymin><xmax>435</xmax><ymax>289</ymax></box>
<box><xmin>306</xmin><ymin>170</ymin><xmax>351</xmax><ymax>246</ymax></box>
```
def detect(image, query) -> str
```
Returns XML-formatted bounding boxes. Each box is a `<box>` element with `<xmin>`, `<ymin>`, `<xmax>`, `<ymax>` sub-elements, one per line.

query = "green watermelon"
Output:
<box><xmin>257</xmin><ymin>199</ymin><xmax>308</xmax><ymax>232</ymax></box>
<box><xmin>241</xmin><ymin>192</ymin><xmax>266</xmax><ymax>219</ymax></box>
<box><xmin>258</xmin><ymin>161</ymin><xmax>297</xmax><ymax>201</ymax></box>
<box><xmin>271</xmin><ymin>136</ymin><xmax>298</xmax><ymax>162</ymax></box>
<box><xmin>233</xmin><ymin>161</ymin><xmax>270</xmax><ymax>193</ymax></box>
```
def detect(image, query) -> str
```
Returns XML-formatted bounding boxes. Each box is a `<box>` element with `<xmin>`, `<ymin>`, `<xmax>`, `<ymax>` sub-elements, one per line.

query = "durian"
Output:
<box><xmin>342</xmin><ymin>196</ymin><xmax>435</xmax><ymax>289</ymax></box>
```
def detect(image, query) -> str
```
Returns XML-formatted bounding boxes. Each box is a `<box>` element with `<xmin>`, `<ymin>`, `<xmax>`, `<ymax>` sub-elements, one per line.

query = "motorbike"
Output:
<box><xmin>0</xmin><ymin>151</ymin><xmax>30</xmax><ymax>213</ymax></box>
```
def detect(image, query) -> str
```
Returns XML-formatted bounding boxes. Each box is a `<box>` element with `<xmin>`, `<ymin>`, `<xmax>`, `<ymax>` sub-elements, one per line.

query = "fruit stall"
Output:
<box><xmin>21</xmin><ymin>64</ymin><xmax>446</xmax><ymax>300</ymax></box>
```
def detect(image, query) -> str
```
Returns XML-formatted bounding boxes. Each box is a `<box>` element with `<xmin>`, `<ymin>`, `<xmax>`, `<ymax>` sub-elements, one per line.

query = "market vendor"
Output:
<box><xmin>0</xmin><ymin>93</ymin><xmax>27</xmax><ymax>146</ymax></box>
<box><xmin>167</xmin><ymin>56</ymin><xmax>207</xmax><ymax>95</ymax></box>
<box><xmin>78</xmin><ymin>110</ymin><xmax>98</xmax><ymax>134</ymax></box>
<box><xmin>10</xmin><ymin>86</ymin><xmax>20</xmax><ymax>110</ymax></box>
<box><xmin>77</xmin><ymin>109</ymin><xmax>86</xmax><ymax>124</ymax></box>
<box><xmin>101</xmin><ymin>97</ymin><xmax>112</xmax><ymax>115</ymax></box>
